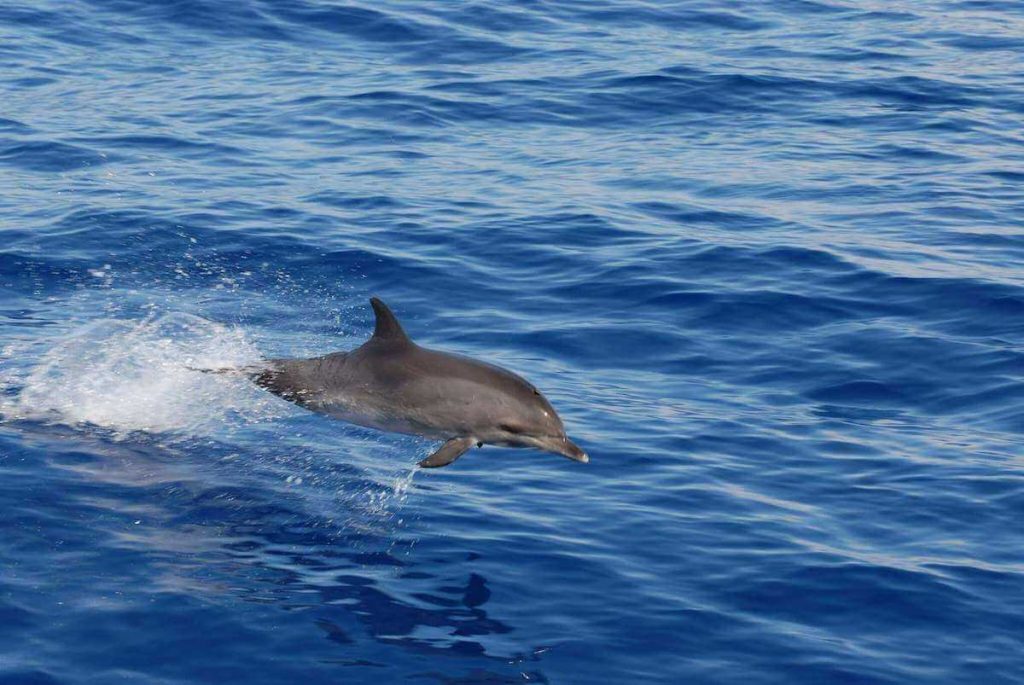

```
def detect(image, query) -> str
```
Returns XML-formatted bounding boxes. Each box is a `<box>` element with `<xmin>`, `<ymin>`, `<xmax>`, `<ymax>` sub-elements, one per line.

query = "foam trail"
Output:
<box><xmin>0</xmin><ymin>313</ymin><xmax>285</xmax><ymax>436</ymax></box>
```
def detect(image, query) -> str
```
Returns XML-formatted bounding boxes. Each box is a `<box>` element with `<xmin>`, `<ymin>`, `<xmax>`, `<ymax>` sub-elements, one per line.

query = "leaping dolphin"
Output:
<box><xmin>245</xmin><ymin>298</ymin><xmax>588</xmax><ymax>469</ymax></box>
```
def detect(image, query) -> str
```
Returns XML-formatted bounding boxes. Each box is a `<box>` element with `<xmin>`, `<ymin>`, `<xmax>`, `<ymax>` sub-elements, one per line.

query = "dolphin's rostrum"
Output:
<box><xmin>249</xmin><ymin>298</ymin><xmax>588</xmax><ymax>469</ymax></box>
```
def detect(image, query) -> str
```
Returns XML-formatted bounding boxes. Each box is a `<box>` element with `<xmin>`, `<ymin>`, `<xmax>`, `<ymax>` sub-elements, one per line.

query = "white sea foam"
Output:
<box><xmin>0</xmin><ymin>312</ymin><xmax>424</xmax><ymax>529</ymax></box>
<box><xmin>0</xmin><ymin>313</ymin><xmax>286</xmax><ymax>436</ymax></box>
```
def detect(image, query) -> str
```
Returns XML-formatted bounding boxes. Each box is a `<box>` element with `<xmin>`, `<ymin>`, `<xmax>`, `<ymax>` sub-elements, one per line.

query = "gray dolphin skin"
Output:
<box><xmin>250</xmin><ymin>298</ymin><xmax>588</xmax><ymax>469</ymax></box>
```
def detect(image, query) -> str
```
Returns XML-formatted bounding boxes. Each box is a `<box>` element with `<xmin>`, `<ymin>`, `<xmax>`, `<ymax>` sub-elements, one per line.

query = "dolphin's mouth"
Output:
<box><xmin>536</xmin><ymin>435</ymin><xmax>588</xmax><ymax>463</ymax></box>
<box><xmin>562</xmin><ymin>439</ymin><xmax>589</xmax><ymax>463</ymax></box>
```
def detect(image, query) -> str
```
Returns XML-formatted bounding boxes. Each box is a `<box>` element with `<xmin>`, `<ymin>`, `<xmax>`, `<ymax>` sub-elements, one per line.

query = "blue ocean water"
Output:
<box><xmin>2</xmin><ymin>0</ymin><xmax>1023</xmax><ymax>682</ymax></box>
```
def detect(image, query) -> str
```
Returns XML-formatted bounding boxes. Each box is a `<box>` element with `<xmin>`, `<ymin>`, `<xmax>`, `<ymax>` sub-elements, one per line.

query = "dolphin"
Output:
<box><xmin>247</xmin><ymin>298</ymin><xmax>588</xmax><ymax>469</ymax></box>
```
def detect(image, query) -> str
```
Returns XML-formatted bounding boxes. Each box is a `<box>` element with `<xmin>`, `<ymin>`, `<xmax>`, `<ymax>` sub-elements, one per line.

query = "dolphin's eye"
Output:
<box><xmin>500</xmin><ymin>423</ymin><xmax>524</xmax><ymax>434</ymax></box>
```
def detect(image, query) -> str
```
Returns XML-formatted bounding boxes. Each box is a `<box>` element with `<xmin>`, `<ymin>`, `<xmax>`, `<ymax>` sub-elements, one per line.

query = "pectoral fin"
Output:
<box><xmin>419</xmin><ymin>437</ymin><xmax>475</xmax><ymax>468</ymax></box>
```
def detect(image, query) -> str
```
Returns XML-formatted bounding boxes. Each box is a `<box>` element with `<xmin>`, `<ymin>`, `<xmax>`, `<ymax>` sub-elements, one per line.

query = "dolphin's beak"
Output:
<box><xmin>540</xmin><ymin>436</ymin><xmax>589</xmax><ymax>464</ymax></box>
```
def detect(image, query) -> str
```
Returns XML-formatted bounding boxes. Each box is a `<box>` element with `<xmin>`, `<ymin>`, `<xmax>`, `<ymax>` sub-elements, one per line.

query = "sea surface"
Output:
<box><xmin>2</xmin><ymin>1</ymin><xmax>1023</xmax><ymax>683</ymax></box>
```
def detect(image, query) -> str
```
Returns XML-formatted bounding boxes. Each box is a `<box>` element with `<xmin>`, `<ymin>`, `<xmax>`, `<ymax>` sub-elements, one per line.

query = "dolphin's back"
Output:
<box><xmin>347</xmin><ymin>342</ymin><xmax>551</xmax><ymax>432</ymax></box>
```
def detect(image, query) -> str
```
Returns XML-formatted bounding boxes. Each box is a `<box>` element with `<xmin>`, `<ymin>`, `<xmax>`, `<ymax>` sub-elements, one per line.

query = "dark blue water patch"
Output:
<box><xmin>921</xmin><ymin>203</ymin><xmax>1004</xmax><ymax>223</ymax></box>
<box><xmin>0</xmin><ymin>117</ymin><xmax>32</xmax><ymax>133</ymax></box>
<box><xmin>549</xmin><ymin>4</ymin><xmax>773</xmax><ymax>32</ymax></box>
<box><xmin>0</xmin><ymin>307</ymin><xmax>61</xmax><ymax>330</ymax></box>
<box><xmin>0</xmin><ymin>4</ymin><xmax>144</xmax><ymax>50</ymax></box>
<box><xmin>422</xmin><ymin>3</ymin><xmax>562</xmax><ymax>34</ymax></box>
<box><xmin>688</xmin><ymin>290</ymin><xmax>886</xmax><ymax>333</ymax></box>
<box><xmin>0</xmin><ymin>141</ymin><xmax>107</xmax><ymax>173</ymax></box>
<box><xmin>927</xmin><ymin>381</ymin><xmax>1024</xmax><ymax>418</ymax></box>
<box><xmin>806</xmin><ymin>380</ymin><xmax>907</xmax><ymax>406</ymax></box>
<box><xmin>727</xmin><ymin>562</ymin><xmax>969</xmax><ymax>629</ymax></box>
<box><xmin>817</xmin><ymin>268</ymin><xmax>1024</xmax><ymax>336</ymax></box>
<box><xmin>633</xmin><ymin>200</ymin><xmax>802</xmax><ymax>232</ymax></box>
<box><xmin>271</xmin><ymin>3</ymin><xmax>428</xmax><ymax>42</ymax></box>
<box><xmin>73</xmin><ymin>134</ymin><xmax>248</xmax><ymax>158</ymax></box>
<box><xmin>841</xmin><ymin>76</ymin><xmax>984</xmax><ymax>110</ymax></box>
<box><xmin>939</xmin><ymin>33</ymin><xmax>1024</xmax><ymax>52</ymax></box>
<box><xmin>589</xmin><ymin>70</ymin><xmax>829</xmax><ymax>120</ymax></box>
<box><xmin>0</xmin><ymin>595</ymin><xmax>33</xmax><ymax>636</ymax></box>
<box><xmin>770</xmin><ymin>0</ymin><xmax>851</xmax><ymax>15</ymax></box>
<box><xmin>304</xmin><ymin>190</ymin><xmax>410</xmax><ymax>210</ymax></box>
<box><xmin>984</xmin><ymin>169</ymin><xmax>1024</xmax><ymax>183</ymax></box>
<box><xmin>883</xmin><ymin>4</ymin><xmax>942</xmax><ymax>20</ymax></box>
<box><xmin>265</xmin><ymin>2</ymin><xmax>527</xmax><ymax>64</ymax></box>
<box><xmin>6</xmin><ymin>76</ymin><xmax>57</xmax><ymax>88</ymax></box>
<box><xmin>0</xmin><ymin>4</ymin><xmax>61</xmax><ymax>28</ymax></box>
<box><xmin>421</xmin><ymin>69</ymin><xmax>838</xmax><ymax>128</ymax></box>
<box><xmin>661</xmin><ymin>244</ymin><xmax>862</xmax><ymax>287</ymax></box>
<box><xmin>37</xmin><ymin>209</ymin><xmax>237</xmax><ymax>254</ymax></box>
<box><xmin>80</xmin><ymin>0</ymin><xmax>291</xmax><ymax>42</ymax></box>
<box><xmin>867</xmin><ymin>143</ymin><xmax>967</xmax><ymax>163</ymax></box>
<box><xmin>0</xmin><ymin>253</ymin><xmax>91</xmax><ymax>295</ymax></box>
<box><xmin>811</xmin><ymin>47</ymin><xmax>913</xmax><ymax>63</ymax></box>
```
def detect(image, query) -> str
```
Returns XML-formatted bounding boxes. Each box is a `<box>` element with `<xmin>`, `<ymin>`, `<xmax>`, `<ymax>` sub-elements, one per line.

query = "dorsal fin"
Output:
<box><xmin>369</xmin><ymin>297</ymin><xmax>411</xmax><ymax>345</ymax></box>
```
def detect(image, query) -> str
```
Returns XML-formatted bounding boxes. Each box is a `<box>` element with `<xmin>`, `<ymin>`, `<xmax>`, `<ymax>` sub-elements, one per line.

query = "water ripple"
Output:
<box><xmin>2</xmin><ymin>0</ymin><xmax>1024</xmax><ymax>683</ymax></box>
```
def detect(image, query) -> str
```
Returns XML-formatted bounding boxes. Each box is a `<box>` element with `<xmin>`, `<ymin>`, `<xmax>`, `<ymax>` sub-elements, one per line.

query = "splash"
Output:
<box><xmin>362</xmin><ymin>461</ymin><xmax>420</xmax><ymax>519</ymax></box>
<box><xmin>0</xmin><ymin>313</ymin><xmax>286</xmax><ymax>436</ymax></box>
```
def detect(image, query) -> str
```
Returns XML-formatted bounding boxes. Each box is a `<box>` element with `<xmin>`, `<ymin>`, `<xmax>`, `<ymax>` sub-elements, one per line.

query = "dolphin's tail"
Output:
<box><xmin>188</xmin><ymin>359</ymin><xmax>325</xmax><ymax>410</ymax></box>
<box><xmin>187</xmin><ymin>363</ymin><xmax>293</xmax><ymax>399</ymax></box>
<box><xmin>247</xmin><ymin>360</ymin><xmax>317</xmax><ymax>407</ymax></box>
<box><xmin>185</xmin><ymin>364</ymin><xmax>264</xmax><ymax>377</ymax></box>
